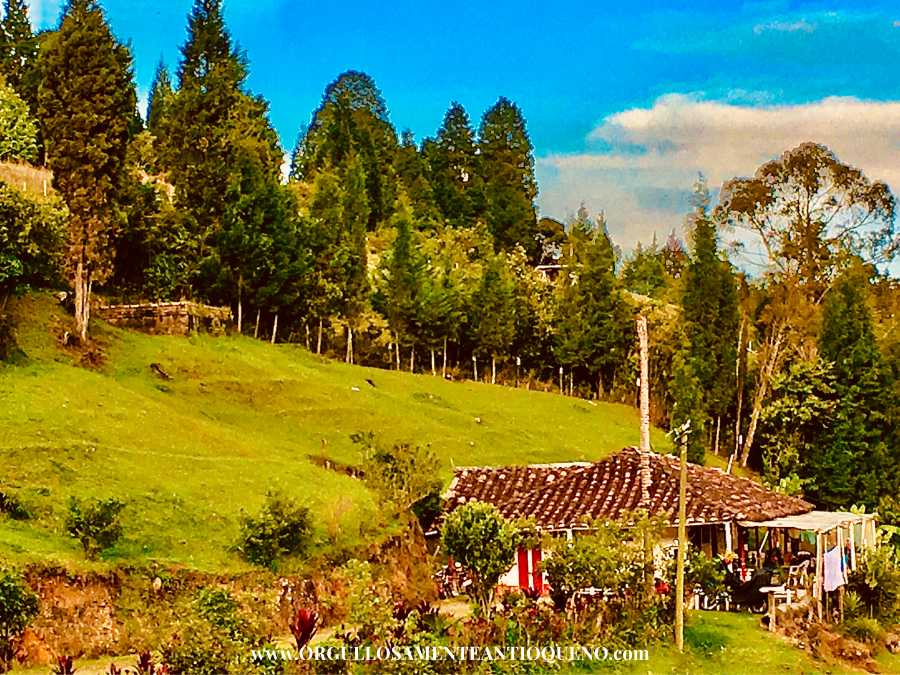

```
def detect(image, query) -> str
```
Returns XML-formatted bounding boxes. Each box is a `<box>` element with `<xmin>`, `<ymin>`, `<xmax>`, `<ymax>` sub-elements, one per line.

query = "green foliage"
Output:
<box><xmin>0</xmin><ymin>569</ymin><xmax>38</xmax><ymax>671</ymax></box>
<box><xmin>353</xmin><ymin>431</ymin><xmax>441</xmax><ymax>515</ymax></box>
<box><xmin>621</xmin><ymin>237</ymin><xmax>669</xmax><ymax>298</ymax></box>
<box><xmin>0</xmin><ymin>490</ymin><xmax>29</xmax><ymax>520</ymax></box>
<box><xmin>478</xmin><ymin>97</ymin><xmax>539</xmax><ymax>260</ymax></box>
<box><xmin>542</xmin><ymin>514</ymin><xmax>663</xmax><ymax>609</ymax></box>
<box><xmin>759</xmin><ymin>359</ymin><xmax>837</xmax><ymax>490</ymax></box>
<box><xmin>839</xmin><ymin>617</ymin><xmax>886</xmax><ymax>646</ymax></box>
<box><xmin>161</xmin><ymin>617</ymin><xmax>237</xmax><ymax>675</ymax></box>
<box><xmin>848</xmin><ymin>544</ymin><xmax>900</xmax><ymax>621</ymax></box>
<box><xmin>146</xmin><ymin>58</ymin><xmax>173</xmax><ymax>139</ymax></box>
<box><xmin>441</xmin><ymin>501</ymin><xmax>518</xmax><ymax>613</ymax></box>
<box><xmin>423</xmin><ymin>101</ymin><xmax>483</xmax><ymax>229</ymax></box>
<box><xmin>37</xmin><ymin>0</ymin><xmax>136</xmax><ymax>336</ymax></box>
<box><xmin>672</xmin><ymin>177</ymin><xmax>739</xmax><ymax>463</ymax></box>
<box><xmin>684</xmin><ymin>547</ymin><xmax>727</xmax><ymax>597</ymax></box>
<box><xmin>0</xmin><ymin>182</ymin><xmax>66</xmax><ymax>301</ymax></box>
<box><xmin>0</xmin><ymin>0</ymin><xmax>38</xmax><ymax>108</ymax></box>
<box><xmin>237</xmin><ymin>491</ymin><xmax>312</xmax><ymax>567</ymax></box>
<box><xmin>812</xmin><ymin>270</ymin><xmax>896</xmax><ymax>509</ymax></box>
<box><xmin>470</xmin><ymin>254</ymin><xmax>516</xmax><ymax>364</ymax></box>
<box><xmin>0</xmin><ymin>81</ymin><xmax>36</xmax><ymax>161</ymax></box>
<box><xmin>64</xmin><ymin>496</ymin><xmax>125</xmax><ymax>559</ymax></box>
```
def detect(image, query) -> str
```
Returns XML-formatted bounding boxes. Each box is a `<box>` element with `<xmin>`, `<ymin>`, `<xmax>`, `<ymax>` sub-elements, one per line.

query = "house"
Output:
<box><xmin>442</xmin><ymin>446</ymin><xmax>876</xmax><ymax>605</ymax></box>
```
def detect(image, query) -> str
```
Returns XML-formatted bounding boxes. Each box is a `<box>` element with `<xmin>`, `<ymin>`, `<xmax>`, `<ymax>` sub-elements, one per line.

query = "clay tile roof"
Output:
<box><xmin>445</xmin><ymin>447</ymin><xmax>812</xmax><ymax>530</ymax></box>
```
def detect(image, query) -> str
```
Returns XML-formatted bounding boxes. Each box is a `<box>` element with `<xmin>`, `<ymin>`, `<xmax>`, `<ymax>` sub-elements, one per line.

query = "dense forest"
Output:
<box><xmin>0</xmin><ymin>0</ymin><xmax>898</xmax><ymax>515</ymax></box>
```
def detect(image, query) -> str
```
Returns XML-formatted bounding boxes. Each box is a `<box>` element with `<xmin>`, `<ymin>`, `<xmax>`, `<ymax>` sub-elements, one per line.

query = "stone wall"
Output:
<box><xmin>96</xmin><ymin>301</ymin><xmax>232</xmax><ymax>336</ymax></box>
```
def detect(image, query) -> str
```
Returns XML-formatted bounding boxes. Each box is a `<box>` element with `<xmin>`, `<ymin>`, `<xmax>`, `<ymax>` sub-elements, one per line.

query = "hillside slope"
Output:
<box><xmin>0</xmin><ymin>294</ymin><xmax>671</xmax><ymax>571</ymax></box>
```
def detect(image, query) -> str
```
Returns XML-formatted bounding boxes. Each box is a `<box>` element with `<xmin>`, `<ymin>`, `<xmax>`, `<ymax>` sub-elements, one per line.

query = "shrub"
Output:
<box><xmin>161</xmin><ymin>619</ymin><xmax>235</xmax><ymax>675</ymax></box>
<box><xmin>64</xmin><ymin>496</ymin><xmax>126</xmax><ymax>559</ymax></box>
<box><xmin>195</xmin><ymin>588</ymin><xmax>245</xmax><ymax>642</ymax></box>
<box><xmin>843</xmin><ymin>590</ymin><xmax>864</xmax><ymax>620</ymax></box>
<box><xmin>440</xmin><ymin>502</ymin><xmax>518</xmax><ymax>614</ymax></box>
<box><xmin>848</xmin><ymin>545</ymin><xmax>900</xmax><ymax>621</ymax></box>
<box><xmin>0</xmin><ymin>570</ymin><xmax>39</xmax><ymax>672</ymax></box>
<box><xmin>840</xmin><ymin>617</ymin><xmax>885</xmax><ymax>646</ymax></box>
<box><xmin>289</xmin><ymin>607</ymin><xmax>319</xmax><ymax>650</ymax></box>
<box><xmin>237</xmin><ymin>492</ymin><xmax>312</xmax><ymax>567</ymax></box>
<box><xmin>0</xmin><ymin>82</ymin><xmax>38</xmax><ymax>162</ymax></box>
<box><xmin>0</xmin><ymin>490</ymin><xmax>29</xmax><ymax>520</ymax></box>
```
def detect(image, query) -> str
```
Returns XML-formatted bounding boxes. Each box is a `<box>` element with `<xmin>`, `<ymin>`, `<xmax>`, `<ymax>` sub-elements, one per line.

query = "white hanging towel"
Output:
<box><xmin>823</xmin><ymin>546</ymin><xmax>845</xmax><ymax>592</ymax></box>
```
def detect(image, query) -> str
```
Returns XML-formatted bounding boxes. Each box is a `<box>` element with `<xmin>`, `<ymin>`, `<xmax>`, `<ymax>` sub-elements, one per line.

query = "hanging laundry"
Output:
<box><xmin>823</xmin><ymin>546</ymin><xmax>845</xmax><ymax>592</ymax></box>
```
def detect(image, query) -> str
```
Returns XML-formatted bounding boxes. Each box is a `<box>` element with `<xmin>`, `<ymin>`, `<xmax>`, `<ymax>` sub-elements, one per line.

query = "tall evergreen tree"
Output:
<box><xmin>294</xmin><ymin>70</ymin><xmax>397</xmax><ymax>230</ymax></box>
<box><xmin>478</xmin><ymin>97</ymin><xmax>539</xmax><ymax>260</ymax></box>
<box><xmin>672</xmin><ymin>178</ymin><xmax>739</xmax><ymax>462</ymax></box>
<box><xmin>424</xmin><ymin>102</ymin><xmax>483</xmax><ymax>229</ymax></box>
<box><xmin>394</xmin><ymin>130</ymin><xmax>440</xmax><ymax>228</ymax></box>
<box><xmin>37</xmin><ymin>0</ymin><xmax>136</xmax><ymax>340</ymax></box>
<box><xmin>0</xmin><ymin>0</ymin><xmax>37</xmax><ymax>104</ymax></box>
<box><xmin>146</xmin><ymin>58</ymin><xmax>172</xmax><ymax>136</ymax></box>
<box><xmin>383</xmin><ymin>199</ymin><xmax>422</xmax><ymax>365</ymax></box>
<box><xmin>810</xmin><ymin>269</ymin><xmax>897</xmax><ymax>508</ymax></box>
<box><xmin>471</xmin><ymin>255</ymin><xmax>515</xmax><ymax>383</ymax></box>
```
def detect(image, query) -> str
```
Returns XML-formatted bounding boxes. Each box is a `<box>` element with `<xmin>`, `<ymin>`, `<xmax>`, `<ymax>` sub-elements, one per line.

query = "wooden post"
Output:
<box><xmin>815</xmin><ymin>532</ymin><xmax>824</xmax><ymax>621</ymax></box>
<box><xmin>270</xmin><ymin>313</ymin><xmax>278</xmax><ymax>344</ymax></box>
<box><xmin>675</xmin><ymin>422</ymin><xmax>690</xmax><ymax>653</ymax></box>
<box><xmin>637</xmin><ymin>316</ymin><xmax>650</xmax><ymax>452</ymax></box>
<box><xmin>724</xmin><ymin>522</ymin><xmax>733</xmax><ymax>553</ymax></box>
<box><xmin>768</xmin><ymin>592</ymin><xmax>776</xmax><ymax>632</ymax></box>
<box><xmin>515</xmin><ymin>356</ymin><xmax>520</xmax><ymax>388</ymax></box>
<box><xmin>849</xmin><ymin>521</ymin><xmax>857</xmax><ymax>570</ymax></box>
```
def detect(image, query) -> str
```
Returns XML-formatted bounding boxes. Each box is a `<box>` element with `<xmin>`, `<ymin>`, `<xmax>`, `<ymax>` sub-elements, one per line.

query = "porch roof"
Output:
<box><xmin>739</xmin><ymin>510</ymin><xmax>875</xmax><ymax>533</ymax></box>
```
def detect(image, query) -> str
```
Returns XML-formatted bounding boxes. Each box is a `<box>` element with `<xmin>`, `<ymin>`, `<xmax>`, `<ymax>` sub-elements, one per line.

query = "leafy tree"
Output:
<box><xmin>478</xmin><ymin>97</ymin><xmax>539</xmax><ymax>260</ymax></box>
<box><xmin>811</xmin><ymin>269</ymin><xmax>897</xmax><ymax>509</ymax></box>
<box><xmin>758</xmin><ymin>359</ymin><xmax>837</xmax><ymax>493</ymax></box>
<box><xmin>470</xmin><ymin>254</ymin><xmax>515</xmax><ymax>383</ymax></box>
<box><xmin>0</xmin><ymin>0</ymin><xmax>38</xmax><ymax>106</ymax></box>
<box><xmin>0</xmin><ymin>182</ymin><xmax>66</xmax><ymax>306</ymax></box>
<box><xmin>339</xmin><ymin>153</ymin><xmax>370</xmax><ymax>360</ymax></box>
<box><xmin>536</xmin><ymin>216</ymin><xmax>565</xmax><ymax>265</ymax></box>
<box><xmin>37</xmin><ymin>0</ymin><xmax>136</xmax><ymax>340</ymax></box>
<box><xmin>0</xmin><ymin>570</ymin><xmax>38</xmax><ymax>672</ymax></box>
<box><xmin>441</xmin><ymin>502</ymin><xmax>518</xmax><ymax>614</ymax></box>
<box><xmin>382</xmin><ymin>198</ymin><xmax>422</xmax><ymax>364</ymax></box>
<box><xmin>423</xmin><ymin>102</ymin><xmax>483</xmax><ymax>229</ymax></box>
<box><xmin>0</xmin><ymin>80</ymin><xmax>36</xmax><ymax>161</ymax></box>
<box><xmin>65</xmin><ymin>496</ymin><xmax>126</xmax><ymax>559</ymax></box>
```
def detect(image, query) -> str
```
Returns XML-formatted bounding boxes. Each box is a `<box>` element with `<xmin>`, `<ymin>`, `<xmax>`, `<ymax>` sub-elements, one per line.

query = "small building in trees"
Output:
<box><xmin>441</xmin><ymin>447</ymin><xmax>877</xmax><ymax>604</ymax></box>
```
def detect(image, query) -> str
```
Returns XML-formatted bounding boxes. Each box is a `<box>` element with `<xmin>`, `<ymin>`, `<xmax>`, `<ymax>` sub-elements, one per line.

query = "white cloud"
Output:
<box><xmin>536</xmin><ymin>95</ymin><xmax>900</xmax><ymax>257</ymax></box>
<box><xmin>29</xmin><ymin>0</ymin><xmax>61</xmax><ymax>29</ymax></box>
<box><xmin>753</xmin><ymin>19</ymin><xmax>816</xmax><ymax>34</ymax></box>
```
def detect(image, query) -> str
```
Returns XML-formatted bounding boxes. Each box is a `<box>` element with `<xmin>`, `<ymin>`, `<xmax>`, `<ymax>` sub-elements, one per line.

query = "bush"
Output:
<box><xmin>161</xmin><ymin>619</ymin><xmax>236</xmax><ymax>675</ymax></box>
<box><xmin>237</xmin><ymin>492</ymin><xmax>312</xmax><ymax>567</ymax></box>
<box><xmin>839</xmin><ymin>617</ymin><xmax>885</xmax><ymax>646</ymax></box>
<box><xmin>440</xmin><ymin>502</ymin><xmax>518</xmax><ymax>614</ymax></box>
<box><xmin>848</xmin><ymin>545</ymin><xmax>900</xmax><ymax>621</ymax></box>
<box><xmin>64</xmin><ymin>496</ymin><xmax>126</xmax><ymax>559</ymax></box>
<box><xmin>0</xmin><ymin>490</ymin><xmax>29</xmax><ymax>520</ymax></box>
<box><xmin>0</xmin><ymin>571</ymin><xmax>39</xmax><ymax>672</ymax></box>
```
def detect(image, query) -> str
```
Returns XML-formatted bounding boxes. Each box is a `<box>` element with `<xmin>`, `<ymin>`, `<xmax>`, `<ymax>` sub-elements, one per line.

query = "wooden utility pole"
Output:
<box><xmin>672</xmin><ymin>420</ymin><xmax>691</xmax><ymax>652</ymax></box>
<box><xmin>637</xmin><ymin>316</ymin><xmax>650</xmax><ymax>452</ymax></box>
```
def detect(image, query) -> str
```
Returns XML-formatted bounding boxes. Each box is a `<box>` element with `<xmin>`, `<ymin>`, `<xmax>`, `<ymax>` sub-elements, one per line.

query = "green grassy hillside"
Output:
<box><xmin>0</xmin><ymin>294</ymin><xmax>671</xmax><ymax>571</ymax></box>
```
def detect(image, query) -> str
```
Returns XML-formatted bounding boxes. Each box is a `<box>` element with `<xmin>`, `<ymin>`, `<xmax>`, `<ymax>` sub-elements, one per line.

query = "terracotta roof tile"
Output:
<box><xmin>445</xmin><ymin>447</ymin><xmax>812</xmax><ymax>530</ymax></box>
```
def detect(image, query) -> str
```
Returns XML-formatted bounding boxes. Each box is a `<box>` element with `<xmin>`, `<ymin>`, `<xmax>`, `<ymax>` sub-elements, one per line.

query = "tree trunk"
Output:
<box><xmin>316</xmin><ymin>318</ymin><xmax>323</xmax><ymax>355</ymax></box>
<box><xmin>346</xmin><ymin>326</ymin><xmax>353</xmax><ymax>364</ymax></box>
<box><xmin>637</xmin><ymin>316</ymin><xmax>651</xmax><ymax>452</ymax></box>
<box><xmin>73</xmin><ymin>259</ymin><xmax>90</xmax><ymax>342</ymax></box>
<box><xmin>559</xmin><ymin>367</ymin><xmax>564</xmax><ymax>395</ymax></box>
<box><xmin>732</xmin><ymin>318</ymin><xmax>747</xmax><ymax>468</ymax></box>
<box><xmin>305</xmin><ymin>322</ymin><xmax>310</xmax><ymax>350</ymax></box>
<box><xmin>472</xmin><ymin>355</ymin><xmax>478</xmax><ymax>381</ymax></box>
<box><xmin>740</xmin><ymin>326</ymin><xmax>785</xmax><ymax>467</ymax></box>
<box><xmin>236</xmin><ymin>275</ymin><xmax>243</xmax><ymax>334</ymax></box>
<box><xmin>714</xmin><ymin>416</ymin><xmax>721</xmax><ymax>456</ymax></box>
<box><xmin>491</xmin><ymin>357</ymin><xmax>496</xmax><ymax>385</ymax></box>
<box><xmin>431</xmin><ymin>349</ymin><xmax>436</xmax><ymax>376</ymax></box>
<box><xmin>254</xmin><ymin>309</ymin><xmax>260</xmax><ymax>339</ymax></box>
<box><xmin>409</xmin><ymin>345</ymin><xmax>415</xmax><ymax>372</ymax></box>
<box><xmin>569</xmin><ymin>371</ymin><xmax>574</xmax><ymax>397</ymax></box>
<box><xmin>395</xmin><ymin>335</ymin><xmax>401</xmax><ymax>370</ymax></box>
<box><xmin>271</xmin><ymin>313</ymin><xmax>278</xmax><ymax>344</ymax></box>
<box><xmin>442</xmin><ymin>337</ymin><xmax>448</xmax><ymax>379</ymax></box>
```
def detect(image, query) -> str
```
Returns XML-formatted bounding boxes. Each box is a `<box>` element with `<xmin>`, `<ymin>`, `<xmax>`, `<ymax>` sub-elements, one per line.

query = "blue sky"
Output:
<box><xmin>28</xmin><ymin>0</ymin><xmax>900</xmax><ymax>264</ymax></box>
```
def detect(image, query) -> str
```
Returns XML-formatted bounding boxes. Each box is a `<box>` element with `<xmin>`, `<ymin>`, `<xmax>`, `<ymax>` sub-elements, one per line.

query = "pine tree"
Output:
<box><xmin>339</xmin><ymin>153</ymin><xmax>370</xmax><ymax>330</ymax></box>
<box><xmin>37</xmin><ymin>0</ymin><xmax>136</xmax><ymax>340</ymax></box>
<box><xmin>671</xmin><ymin>178</ymin><xmax>739</xmax><ymax>462</ymax></box>
<box><xmin>478</xmin><ymin>97</ymin><xmax>539</xmax><ymax>260</ymax></box>
<box><xmin>0</xmin><ymin>0</ymin><xmax>38</xmax><ymax>104</ymax></box>
<box><xmin>424</xmin><ymin>102</ymin><xmax>483</xmax><ymax>229</ymax></box>
<box><xmin>394</xmin><ymin>130</ymin><xmax>440</xmax><ymax>228</ymax></box>
<box><xmin>295</xmin><ymin>70</ymin><xmax>398</xmax><ymax>230</ymax></box>
<box><xmin>811</xmin><ymin>269</ymin><xmax>896</xmax><ymax>508</ymax></box>
<box><xmin>384</xmin><ymin>198</ymin><xmax>422</xmax><ymax>365</ymax></box>
<box><xmin>146</xmin><ymin>58</ymin><xmax>172</xmax><ymax>136</ymax></box>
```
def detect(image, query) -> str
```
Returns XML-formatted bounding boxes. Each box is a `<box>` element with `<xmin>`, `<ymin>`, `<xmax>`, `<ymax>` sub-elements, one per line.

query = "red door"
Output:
<box><xmin>517</xmin><ymin>548</ymin><xmax>529</xmax><ymax>589</ymax></box>
<box><xmin>531</xmin><ymin>548</ymin><xmax>543</xmax><ymax>593</ymax></box>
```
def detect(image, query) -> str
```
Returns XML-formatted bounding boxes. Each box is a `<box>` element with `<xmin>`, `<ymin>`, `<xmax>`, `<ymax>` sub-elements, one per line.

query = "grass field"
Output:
<box><xmin>0</xmin><ymin>293</ymin><xmax>671</xmax><ymax>571</ymax></box>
